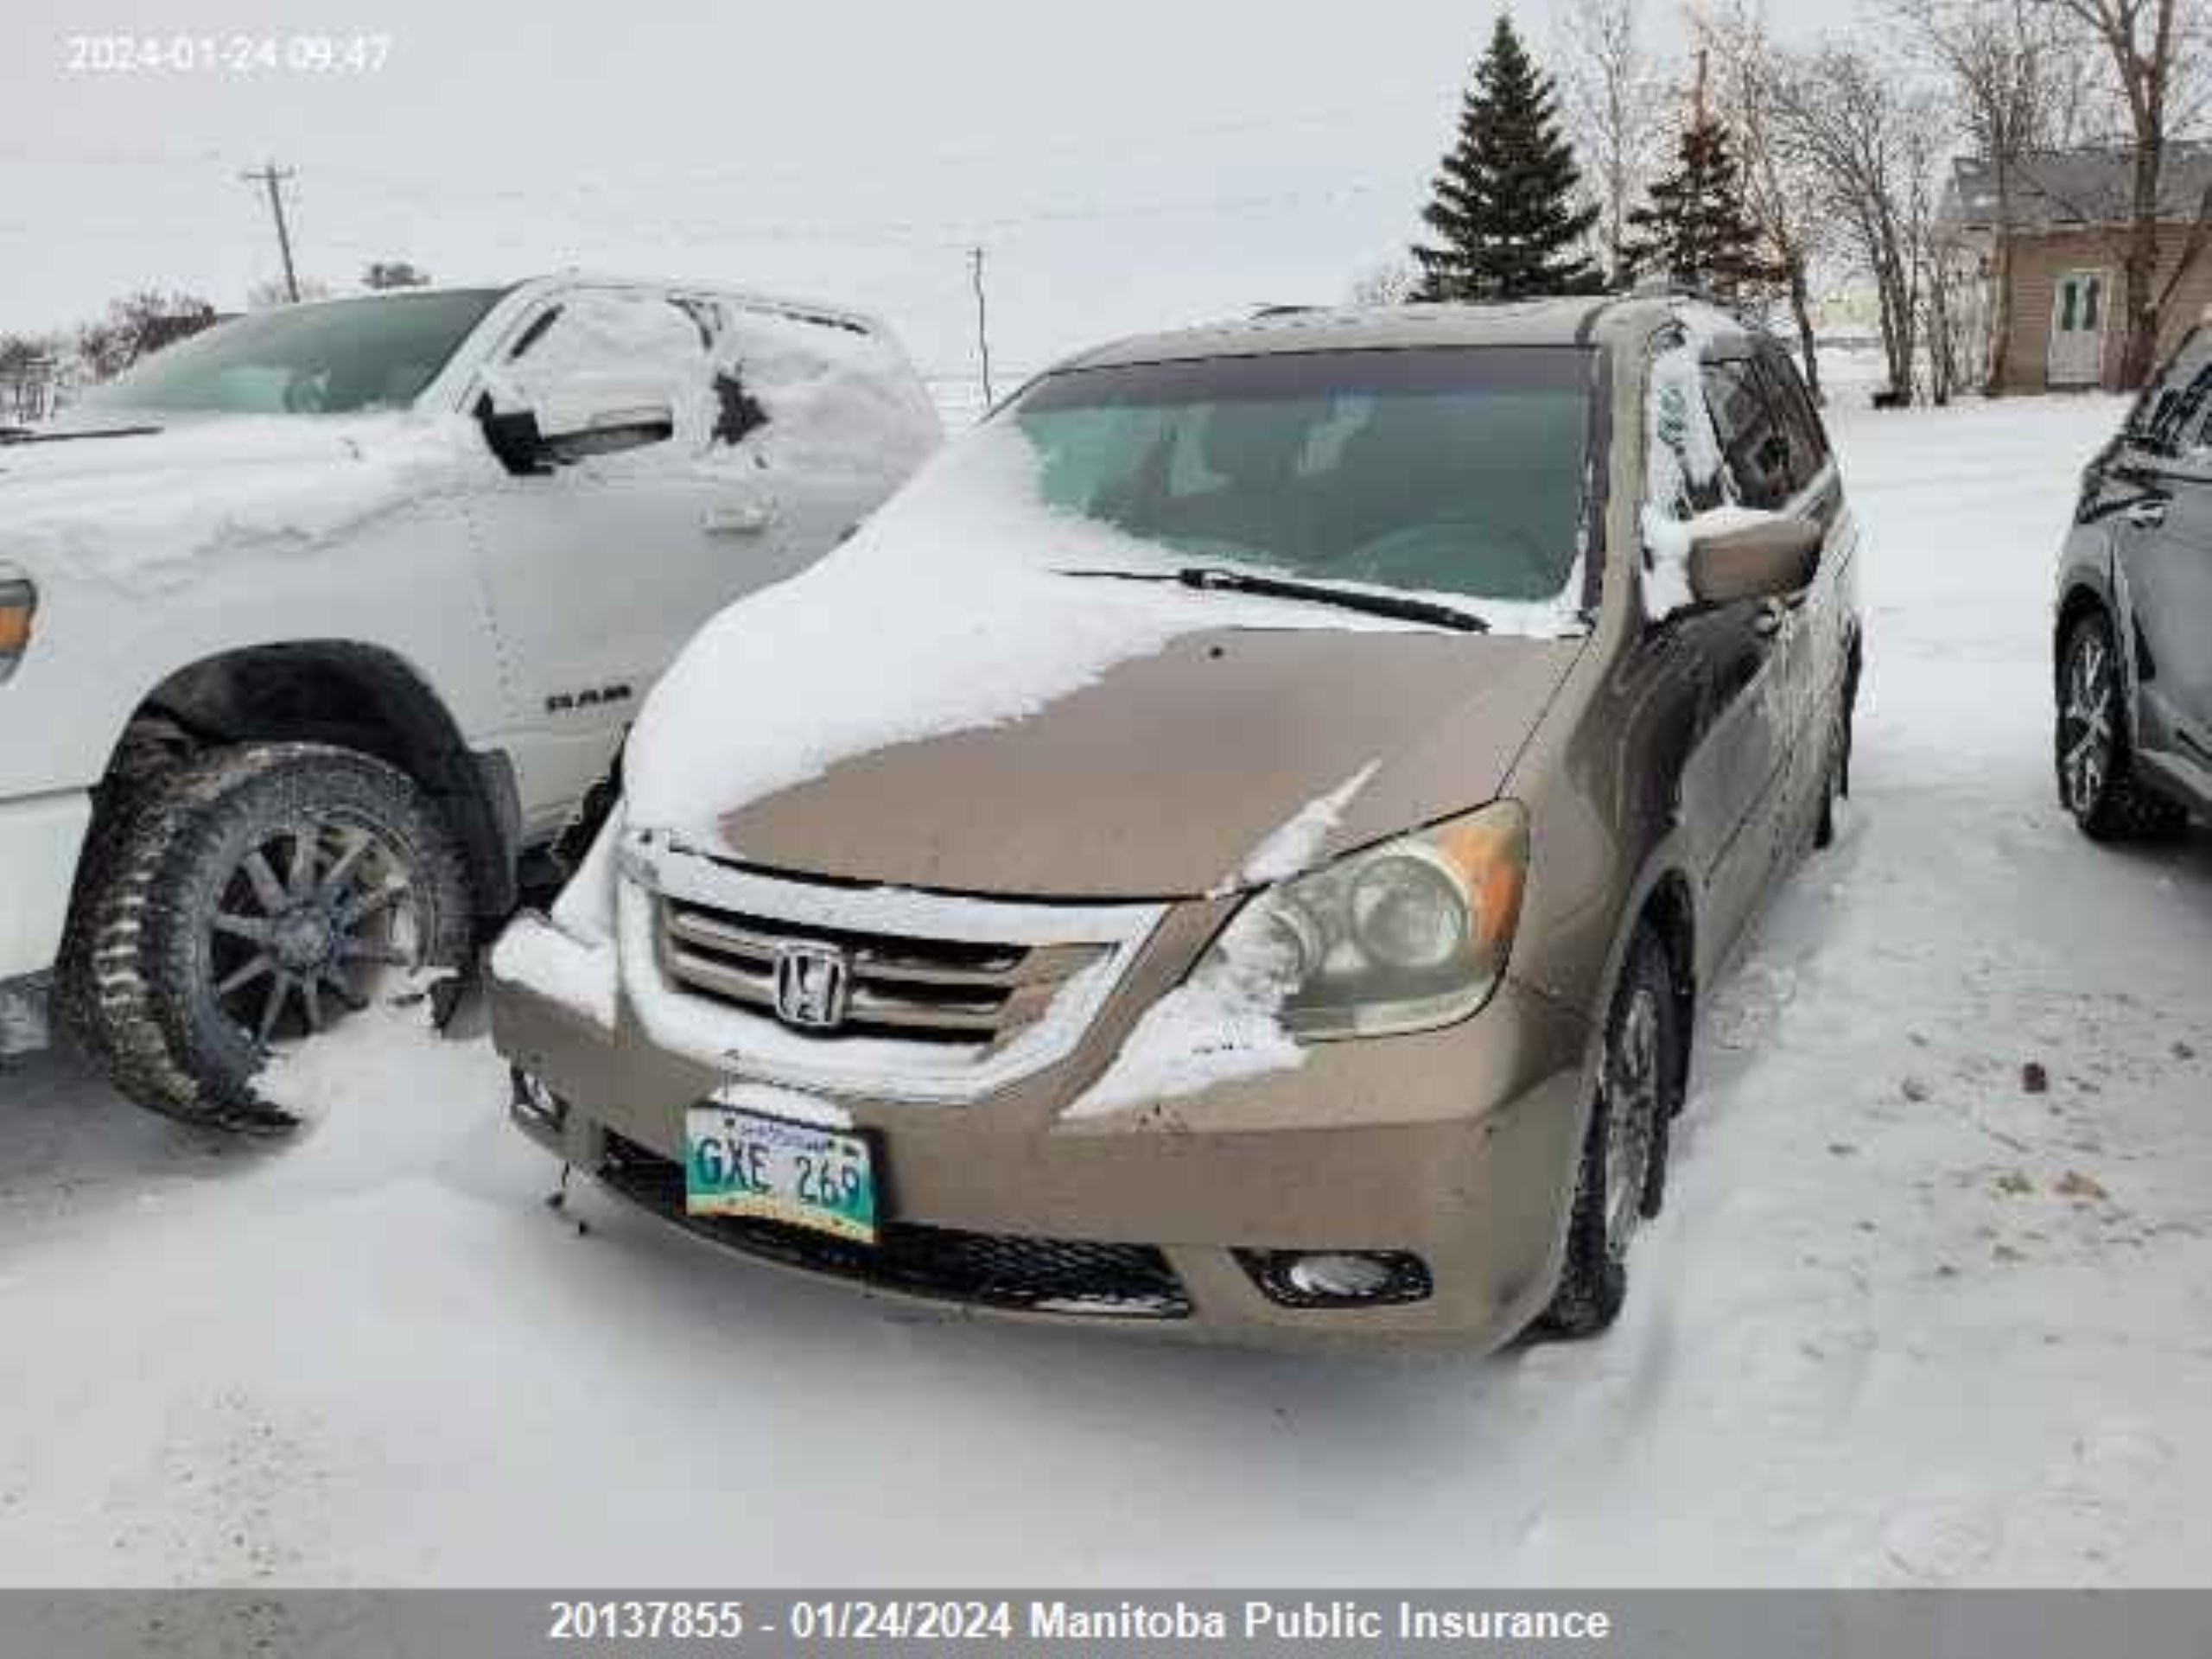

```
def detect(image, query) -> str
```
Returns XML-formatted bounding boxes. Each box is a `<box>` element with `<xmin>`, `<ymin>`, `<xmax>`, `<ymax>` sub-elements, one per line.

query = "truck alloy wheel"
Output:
<box><xmin>207</xmin><ymin>817</ymin><xmax>423</xmax><ymax>1047</ymax></box>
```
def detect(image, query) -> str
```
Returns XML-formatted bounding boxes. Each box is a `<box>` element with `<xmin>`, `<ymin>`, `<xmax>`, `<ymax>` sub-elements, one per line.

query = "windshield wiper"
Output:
<box><xmin>1057</xmin><ymin>565</ymin><xmax>1489</xmax><ymax>632</ymax></box>
<box><xmin>0</xmin><ymin>425</ymin><xmax>163</xmax><ymax>447</ymax></box>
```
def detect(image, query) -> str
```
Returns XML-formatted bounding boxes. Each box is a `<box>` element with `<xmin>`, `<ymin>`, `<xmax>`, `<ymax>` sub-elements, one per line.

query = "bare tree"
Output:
<box><xmin>1558</xmin><ymin>0</ymin><xmax>1668</xmax><ymax>287</ymax></box>
<box><xmin>76</xmin><ymin>292</ymin><xmax>219</xmax><ymax>382</ymax></box>
<box><xmin>1694</xmin><ymin>2</ymin><xmax>1834</xmax><ymax>400</ymax></box>
<box><xmin>1771</xmin><ymin>45</ymin><xmax>1954</xmax><ymax>404</ymax></box>
<box><xmin>1899</xmin><ymin>0</ymin><xmax>2080</xmax><ymax>392</ymax></box>
<box><xmin>2044</xmin><ymin>0</ymin><xmax>2212</xmax><ymax>385</ymax></box>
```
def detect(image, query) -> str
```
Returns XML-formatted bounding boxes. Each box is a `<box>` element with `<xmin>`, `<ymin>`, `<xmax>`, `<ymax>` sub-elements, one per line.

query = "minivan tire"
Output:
<box><xmin>1539</xmin><ymin>927</ymin><xmax>1681</xmax><ymax>1341</ymax></box>
<box><xmin>2057</xmin><ymin>610</ymin><xmax>2189</xmax><ymax>842</ymax></box>
<box><xmin>65</xmin><ymin>743</ymin><xmax>473</xmax><ymax>1132</ymax></box>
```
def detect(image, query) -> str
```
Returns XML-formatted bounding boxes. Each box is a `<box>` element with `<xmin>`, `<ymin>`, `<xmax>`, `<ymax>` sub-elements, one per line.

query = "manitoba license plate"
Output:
<box><xmin>684</xmin><ymin>1103</ymin><xmax>878</xmax><ymax>1244</ymax></box>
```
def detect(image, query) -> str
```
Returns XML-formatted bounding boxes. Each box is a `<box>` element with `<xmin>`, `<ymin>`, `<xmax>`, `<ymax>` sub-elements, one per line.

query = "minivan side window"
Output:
<box><xmin>1700</xmin><ymin>357</ymin><xmax>1793</xmax><ymax>511</ymax></box>
<box><xmin>1756</xmin><ymin>347</ymin><xmax>1832</xmax><ymax>495</ymax></box>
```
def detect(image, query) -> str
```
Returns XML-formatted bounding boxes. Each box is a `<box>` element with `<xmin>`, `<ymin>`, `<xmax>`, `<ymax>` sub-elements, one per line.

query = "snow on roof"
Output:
<box><xmin>1942</xmin><ymin>144</ymin><xmax>2212</xmax><ymax>232</ymax></box>
<box><xmin>1060</xmin><ymin>296</ymin><xmax>1624</xmax><ymax>372</ymax></box>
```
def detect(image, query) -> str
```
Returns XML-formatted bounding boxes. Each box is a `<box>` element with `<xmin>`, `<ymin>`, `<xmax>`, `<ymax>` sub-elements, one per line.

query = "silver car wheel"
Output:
<box><xmin>2062</xmin><ymin>629</ymin><xmax>2114</xmax><ymax>813</ymax></box>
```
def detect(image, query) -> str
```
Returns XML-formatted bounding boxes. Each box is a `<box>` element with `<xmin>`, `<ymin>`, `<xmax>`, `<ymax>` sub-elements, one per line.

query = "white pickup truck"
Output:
<box><xmin>0</xmin><ymin>276</ymin><xmax>941</xmax><ymax>1128</ymax></box>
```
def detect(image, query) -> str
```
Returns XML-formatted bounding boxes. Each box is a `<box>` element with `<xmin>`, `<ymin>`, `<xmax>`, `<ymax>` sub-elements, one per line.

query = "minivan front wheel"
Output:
<box><xmin>2058</xmin><ymin>611</ymin><xmax>2187</xmax><ymax>842</ymax></box>
<box><xmin>1540</xmin><ymin>929</ymin><xmax>1681</xmax><ymax>1340</ymax></box>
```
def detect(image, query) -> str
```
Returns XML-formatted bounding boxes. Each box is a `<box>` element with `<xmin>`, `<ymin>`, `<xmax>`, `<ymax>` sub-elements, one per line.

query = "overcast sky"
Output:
<box><xmin>3</xmin><ymin>0</ymin><xmax>1830</xmax><ymax>383</ymax></box>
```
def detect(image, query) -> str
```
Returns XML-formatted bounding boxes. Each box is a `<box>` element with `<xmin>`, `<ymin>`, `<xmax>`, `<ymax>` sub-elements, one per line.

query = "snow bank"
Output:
<box><xmin>254</xmin><ymin>977</ymin><xmax>464</xmax><ymax>1135</ymax></box>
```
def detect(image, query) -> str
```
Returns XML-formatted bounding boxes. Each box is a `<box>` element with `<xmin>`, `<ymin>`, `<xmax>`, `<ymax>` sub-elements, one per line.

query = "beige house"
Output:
<box><xmin>1942</xmin><ymin>144</ymin><xmax>2212</xmax><ymax>394</ymax></box>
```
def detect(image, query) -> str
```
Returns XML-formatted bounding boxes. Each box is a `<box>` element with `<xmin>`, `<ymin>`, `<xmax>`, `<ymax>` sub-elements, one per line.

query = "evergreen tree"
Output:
<box><xmin>1412</xmin><ymin>16</ymin><xmax>1603</xmax><ymax>302</ymax></box>
<box><xmin>1624</xmin><ymin>108</ymin><xmax>1777</xmax><ymax>299</ymax></box>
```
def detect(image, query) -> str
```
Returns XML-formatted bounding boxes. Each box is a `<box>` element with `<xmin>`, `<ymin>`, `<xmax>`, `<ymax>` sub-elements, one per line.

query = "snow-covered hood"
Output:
<box><xmin>709</xmin><ymin>625</ymin><xmax>1580</xmax><ymax>898</ymax></box>
<box><xmin>3</xmin><ymin>410</ymin><xmax>427</xmax><ymax>489</ymax></box>
<box><xmin>0</xmin><ymin>411</ymin><xmax>492</xmax><ymax>594</ymax></box>
<box><xmin>624</xmin><ymin>422</ymin><xmax>1586</xmax><ymax>900</ymax></box>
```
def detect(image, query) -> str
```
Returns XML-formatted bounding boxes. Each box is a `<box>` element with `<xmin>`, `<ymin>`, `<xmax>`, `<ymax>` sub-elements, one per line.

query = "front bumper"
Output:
<box><xmin>0</xmin><ymin>790</ymin><xmax>92</xmax><ymax>982</ymax></box>
<box><xmin>491</xmin><ymin>918</ymin><xmax>1593</xmax><ymax>1353</ymax></box>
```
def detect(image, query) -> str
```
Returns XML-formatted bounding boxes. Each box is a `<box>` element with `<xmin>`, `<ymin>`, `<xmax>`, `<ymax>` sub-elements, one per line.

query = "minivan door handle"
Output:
<box><xmin>2125</xmin><ymin>498</ymin><xmax>2169</xmax><ymax>530</ymax></box>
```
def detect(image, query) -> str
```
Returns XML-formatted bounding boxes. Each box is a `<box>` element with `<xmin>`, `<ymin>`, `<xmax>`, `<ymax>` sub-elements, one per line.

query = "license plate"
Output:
<box><xmin>684</xmin><ymin>1103</ymin><xmax>878</xmax><ymax>1244</ymax></box>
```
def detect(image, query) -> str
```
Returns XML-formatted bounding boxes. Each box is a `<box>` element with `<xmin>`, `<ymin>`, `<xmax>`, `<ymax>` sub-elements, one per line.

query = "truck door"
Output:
<box><xmin>459</xmin><ymin>285</ymin><xmax>804</xmax><ymax>837</ymax></box>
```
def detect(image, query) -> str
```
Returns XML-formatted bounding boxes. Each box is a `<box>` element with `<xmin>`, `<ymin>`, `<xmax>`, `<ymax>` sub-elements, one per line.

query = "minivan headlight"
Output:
<box><xmin>1199</xmin><ymin>800</ymin><xmax>1529</xmax><ymax>1040</ymax></box>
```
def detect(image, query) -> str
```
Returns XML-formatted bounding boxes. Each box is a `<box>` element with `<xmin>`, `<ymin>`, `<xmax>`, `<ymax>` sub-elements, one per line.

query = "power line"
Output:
<box><xmin>238</xmin><ymin>162</ymin><xmax>300</xmax><ymax>302</ymax></box>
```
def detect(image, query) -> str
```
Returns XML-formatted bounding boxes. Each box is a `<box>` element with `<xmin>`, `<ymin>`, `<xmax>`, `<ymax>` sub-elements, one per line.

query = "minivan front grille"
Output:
<box><xmin>661</xmin><ymin>898</ymin><xmax>1109</xmax><ymax>1052</ymax></box>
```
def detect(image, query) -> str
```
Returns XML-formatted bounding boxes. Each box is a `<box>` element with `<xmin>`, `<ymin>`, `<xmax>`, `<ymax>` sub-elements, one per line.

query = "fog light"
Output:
<box><xmin>1289</xmin><ymin>1254</ymin><xmax>1394</xmax><ymax>1299</ymax></box>
<box><xmin>1239</xmin><ymin>1249</ymin><xmax>1433</xmax><ymax>1309</ymax></box>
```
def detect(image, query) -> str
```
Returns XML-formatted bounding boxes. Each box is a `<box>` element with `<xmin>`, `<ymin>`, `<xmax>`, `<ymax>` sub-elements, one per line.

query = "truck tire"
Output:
<box><xmin>54</xmin><ymin>723</ymin><xmax>194</xmax><ymax>1074</ymax></box>
<box><xmin>67</xmin><ymin>743</ymin><xmax>473</xmax><ymax>1132</ymax></box>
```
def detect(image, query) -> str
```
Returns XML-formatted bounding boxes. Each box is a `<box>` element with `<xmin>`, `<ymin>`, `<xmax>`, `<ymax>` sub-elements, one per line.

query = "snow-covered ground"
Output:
<box><xmin>3</xmin><ymin>389</ymin><xmax>2209</xmax><ymax>1587</ymax></box>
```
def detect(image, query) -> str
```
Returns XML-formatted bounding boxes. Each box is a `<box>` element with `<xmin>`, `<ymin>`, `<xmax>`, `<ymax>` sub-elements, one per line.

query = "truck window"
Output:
<box><xmin>80</xmin><ymin>289</ymin><xmax>508</xmax><ymax>416</ymax></box>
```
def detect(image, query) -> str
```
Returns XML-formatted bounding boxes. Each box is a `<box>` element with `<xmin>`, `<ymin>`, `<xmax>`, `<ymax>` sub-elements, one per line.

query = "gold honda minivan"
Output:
<box><xmin>489</xmin><ymin>294</ymin><xmax>1860</xmax><ymax>1350</ymax></box>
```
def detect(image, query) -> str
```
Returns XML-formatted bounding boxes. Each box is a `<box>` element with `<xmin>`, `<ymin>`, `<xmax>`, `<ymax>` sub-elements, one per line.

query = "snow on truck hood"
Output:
<box><xmin>625</xmin><ymin>422</ymin><xmax>1586</xmax><ymax>900</ymax></box>
<box><xmin>0</xmin><ymin>411</ymin><xmax>498</xmax><ymax>595</ymax></box>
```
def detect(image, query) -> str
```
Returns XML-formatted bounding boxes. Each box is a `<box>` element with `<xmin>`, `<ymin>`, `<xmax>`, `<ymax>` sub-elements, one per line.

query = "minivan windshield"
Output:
<box><xmin>80</xmin><ymin>288</ymin><xmax>509</xmax><ymax>416</ymax></box>
<box><xmin>1013</xmin><ymin>346</ymin><xmax>1594</xmax><ymax>604</ymax></box>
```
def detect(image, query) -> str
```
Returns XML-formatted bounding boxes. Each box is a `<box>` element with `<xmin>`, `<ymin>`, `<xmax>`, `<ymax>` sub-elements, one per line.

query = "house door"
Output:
<box><xmin>2049</xmin><ymin>269</ymin><xmax>2110</xmax><ymax>387</ymax></box>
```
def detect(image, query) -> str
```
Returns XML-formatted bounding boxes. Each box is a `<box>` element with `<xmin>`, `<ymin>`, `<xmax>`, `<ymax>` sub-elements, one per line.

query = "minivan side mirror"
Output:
<box><xmin>1687</xmin><ymin>512</ymin><xmax>1823</xmax><ymax>607</ymax></box>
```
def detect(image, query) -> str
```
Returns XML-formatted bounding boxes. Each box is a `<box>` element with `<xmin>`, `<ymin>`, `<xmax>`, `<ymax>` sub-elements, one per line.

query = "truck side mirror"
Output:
<box><xmin>530</xmin><ymin>382</ymin><xmax>677</xmax><ymax>461</ymax></box>
<box><xmin>476</xmin><ymin>378</ymin><xmax>676</xmax><ymax>474</ymax></box>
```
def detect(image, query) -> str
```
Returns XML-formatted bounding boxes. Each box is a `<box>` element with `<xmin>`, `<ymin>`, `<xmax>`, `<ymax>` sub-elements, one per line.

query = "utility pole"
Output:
<box><xmin>240</xmin><ymin>162</ymin><xmax>301</xmax><ymax>302</ymax></box>
<box><xmin>969</xmin><ymin>245</ymin><xmax>995</xmax><ymax>409</ymax></box>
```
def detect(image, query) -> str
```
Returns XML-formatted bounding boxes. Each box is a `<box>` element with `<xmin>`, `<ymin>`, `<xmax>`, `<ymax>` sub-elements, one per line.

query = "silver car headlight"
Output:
<box><xmin>1200</xmin><ymin>800</ymin><xmax>1529</xmax><ymax>1040</ymax></box>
